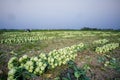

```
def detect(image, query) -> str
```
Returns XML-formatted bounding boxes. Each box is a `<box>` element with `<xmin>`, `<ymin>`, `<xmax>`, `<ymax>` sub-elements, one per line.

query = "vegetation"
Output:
<box><xmin>93</xmin><ymin>39</ymin><xmax>109</xmax><ymax>45</ymax></box>
<box><xmin>54</xmin><ymin>61</ymin><xmax>90</xmax><ymax>80</ymax></box>
<box><xmin>7</xmin><ymin>43</ymin><xmax>85</xmax><ymax>80</ymax></box>
<box><xmin>0</xmin><ymin>30</ymin><xmax>120</xmax><ymax>80</ymax></box>
<box><xmin>95</xmin><ymin>43</ymin><xmax>119</xmax><ymax>54</ymax></box>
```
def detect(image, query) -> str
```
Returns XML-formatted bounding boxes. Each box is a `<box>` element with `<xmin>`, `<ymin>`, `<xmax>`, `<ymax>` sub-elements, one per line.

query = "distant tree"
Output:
<box><xmin>81</xmin><ymin>27</ymin><xmax>99</xmax><ymax>31</ymax></box>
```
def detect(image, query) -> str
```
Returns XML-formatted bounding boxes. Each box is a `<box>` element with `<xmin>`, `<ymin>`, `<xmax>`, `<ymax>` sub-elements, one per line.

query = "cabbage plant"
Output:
<box><xmin>7</xmin><ymin>43</ymin><xmax>85</xmax><ymax>79</ymax></box>
<box><xmin>95</xmin><ymin>43</ymin><xmax>119</xmax><ymax>54</ymax></box>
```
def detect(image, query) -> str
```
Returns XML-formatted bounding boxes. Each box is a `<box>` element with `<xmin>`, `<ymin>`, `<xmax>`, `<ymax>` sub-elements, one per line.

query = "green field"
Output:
<box><xmin>0</xmin><ymin>30</ymin><xmax>120</xmax><ymax>80</ymax></box>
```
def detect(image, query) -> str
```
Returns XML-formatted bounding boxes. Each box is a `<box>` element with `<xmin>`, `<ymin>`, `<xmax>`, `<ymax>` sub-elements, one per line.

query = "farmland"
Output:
<box><xmin>0</xmin><ymin>30</ymin><xmax>120</xmax><ymax>80</ymax></box>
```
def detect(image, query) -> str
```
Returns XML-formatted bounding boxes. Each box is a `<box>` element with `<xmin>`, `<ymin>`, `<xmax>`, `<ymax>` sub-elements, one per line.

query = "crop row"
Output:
<box><xmin>95</xmin><ymin>43</ymin><xmax>119</xmax><ymax>54</ymax></box>
<box><xmin>0</xmin><ymin>32</ymin><xmax>57</xmax><ymax>44</ymax></box>
<box><xmin>7</xmin><ymin>43</ymin><xmax>85</xmax><ymax>80</ymax></box>
<box><xmin>0</xmin><ymin>36</ymin><xmax>55</xmax><ymax>44</ymax></box>
<box><xmin>93</xmin><ymin>39</ymin><xmax>109</xmax><ymax>45</ymax></box>
<box><xmin>1</xmin><ymin>31</ymin><xmax>119</xmax><ymax>44</ymax></box>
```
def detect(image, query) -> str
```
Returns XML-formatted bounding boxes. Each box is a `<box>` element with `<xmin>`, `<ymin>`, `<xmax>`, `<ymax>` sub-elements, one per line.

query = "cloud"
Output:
<box><xmin>0</xmin><ymin>0</ymin><xmax>120</xmax><ymax>29</ymax></box>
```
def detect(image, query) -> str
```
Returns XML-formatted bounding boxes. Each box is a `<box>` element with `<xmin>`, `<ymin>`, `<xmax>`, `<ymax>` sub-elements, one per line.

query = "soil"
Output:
<box><xmin>74</xmin><ymin>49</ymin><xmax>120</xmax><ymax>80</ymax></box>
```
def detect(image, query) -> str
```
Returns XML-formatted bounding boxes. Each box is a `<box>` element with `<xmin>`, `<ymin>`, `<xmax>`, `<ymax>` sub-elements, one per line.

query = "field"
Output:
<box><xmin>0</xmin><ymin>30</ymin><xmax>120</xmax><ymax>80</ymax></box>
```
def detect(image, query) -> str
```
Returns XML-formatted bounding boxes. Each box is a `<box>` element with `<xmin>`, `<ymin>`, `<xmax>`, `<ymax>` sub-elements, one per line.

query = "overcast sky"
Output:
<box><xmin>0</xmin><ymin>0</ymin><xmax>120</xmax><ymax>29</ymax></box>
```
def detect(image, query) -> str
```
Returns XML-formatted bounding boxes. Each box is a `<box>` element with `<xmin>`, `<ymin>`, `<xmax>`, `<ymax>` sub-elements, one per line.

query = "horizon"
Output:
<box><xmin>0</xmin><ymin>27</ymin><xmax>119</xmax><ymax>30</ymax></box>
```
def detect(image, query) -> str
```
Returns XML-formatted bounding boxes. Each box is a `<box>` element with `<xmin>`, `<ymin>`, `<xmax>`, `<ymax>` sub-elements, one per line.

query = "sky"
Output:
<box><xmin>0</xmin><ymin>0</ymin><xmax>120</xmax><ymax>29</ymax></box>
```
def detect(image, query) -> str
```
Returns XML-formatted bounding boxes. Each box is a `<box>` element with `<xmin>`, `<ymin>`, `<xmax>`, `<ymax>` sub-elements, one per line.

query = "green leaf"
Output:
<box><xmin>74</xmin><ymin>71</ymin><xmax>81</xmax><ymax>79</ymax></box>
<box><xmin>62</xmin><ymin>77</ymin><xmax>69</xmax><ymax>80</ymax></box>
